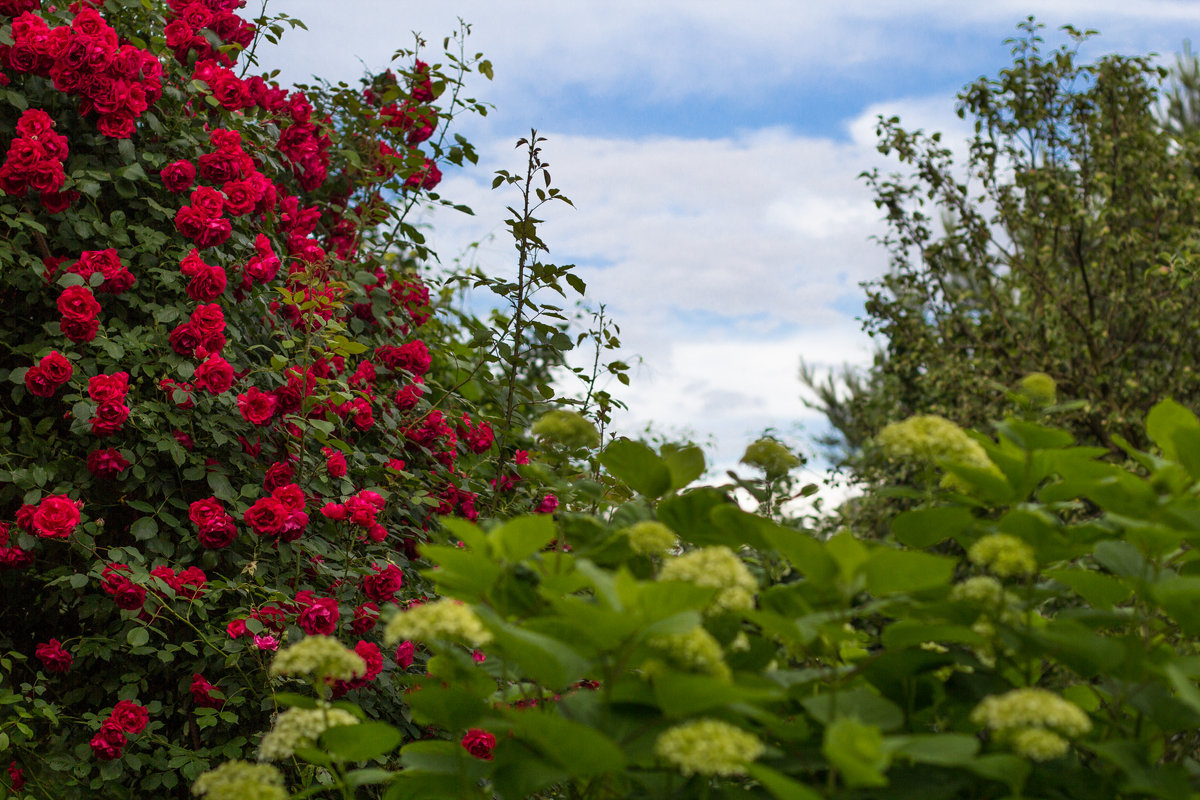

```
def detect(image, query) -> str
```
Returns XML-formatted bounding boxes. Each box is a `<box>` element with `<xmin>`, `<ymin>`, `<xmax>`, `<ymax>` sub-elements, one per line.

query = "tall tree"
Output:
<box><xmin>805</xmin><ymin>20</ymin><xmax>1200</xmax><ymax>532</ymax></box>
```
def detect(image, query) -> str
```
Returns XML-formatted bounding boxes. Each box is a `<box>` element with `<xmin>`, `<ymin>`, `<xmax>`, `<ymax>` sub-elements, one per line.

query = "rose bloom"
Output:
<box><xmin>323</xmin><ymin>448</ymin><xmax>347</xmax><ymax>478</ymax></box>
<box><xmin>193</xmin><ymin>353</ymin><xmax>233</xmax><ymax>394</ymax></box>
<box><xmin>108</xmin><ymin>700</ymin><xmax>148</xmax><ymax>734</ymax></box>
<box><xmin>32</xmin><ymin>494</ymin><xmax>80</xmax><ymax>539</ymax></box>
<box><xmin>253</xmin><ymin>634</ymin><xmax>278</xmax><ymax>651</ymax></box>
<box><xmin>38</xmin><ymin>350</ymin><xmax>73</xmax><ymax>384</ymax></box>
<box><xmin>297</xmin><ymin>597</ymin><xmax>338</xmax><ymax>636</ymax></box>
<box><xmin>57</xmin><ymin>284</ymin><xmax>101</xmax><ymax>321</ymax></box>
<box><xmin>197</xmin><ymin>515</ymin><xmax>236</xmax><ymax>549</ymax></box>
<box><xmin>190</xmin><ymin>302</ymin><xmax>225</xmax><ymax>340</ymax></box>
<box><xmin>112</xmin><ymin>581</ymin><xmax>146</xmax><ymax>611</ymax></box>
<box><xmin>90</xmin><ymin>402</ymin><xmax>130</xmax><ymax>436</ymax></box>
<box><xmin>395</xmin><ymin>640</ymin><xmax>415</xmax><ymax>669</ymax></box>
<box><xmin>350</xmin><ymin>602</ymin><xmax>378</xmax><ymax>634</ymax></box>
<box><xmin>160</xmin><ymin>160</ymin><xmax>195</xmax><ymax>193</ymax></box>
<box><xmin>262</xmin><ymin>462</ymin><xmax>293</xmax><ymax>493</ymax></box>
<box><xmin>59</xmin><ymin>316</ymin><xmax>99</xmax><ymax>343</ymax></box>
<box><xmin>87</xmin><ymin>371</ymin><xmax>128</xmax><ymax>403</ymax></box>
<box><xmin>226</xmin><ymin>619</ymin><xmax>248</xmax><ymax>639</ymax></box>
<box><xmin>461</xmin><ymin>729</ymin><xmax>496</xmax><ymax>761</ymax></box>
<box><xmin>34</xmin><ymin>638</ymin><xmax>72</xmax><ymax>673</ymax></box>
<box><xmin>89</xmin><ymin>722</ymin><xmax>126</xmax><ymax>761</ymax></box>
<box><xmin>237</xmin><ymin>387</ymin><xmax>276</xmax><ymax>425</ymax></box>
<box><xmin>168</xmin><ymin>321</ymin><xmax>201</xmax><ymax>356</ymax></box>
<box><xmin>361</xmin><ymin>563</ymin><xmax>403</xmax><ymax>603</ymax></box>
<box><xmin>23</xmin><ymin>365</ymin><xmax>56</xmax><ymax>397</ymax></box>
<box><xmin>87</xmin><ymin>448</ymin><xmax>130</xmax><ymax>479</ymax></box>
<box><xmin>187</xmin><ymin>262</ymin><xmax>227</xmax><ymax>302</ymax></box>
<box><xmin>190</xmin><ymin>673</ymin><xmax>224</xmax><ymax>708</ymax></box>
<box><xmin>243</xmin><ymin>496</ymin><xmax>288</xmax><ymax>536</ymax></box>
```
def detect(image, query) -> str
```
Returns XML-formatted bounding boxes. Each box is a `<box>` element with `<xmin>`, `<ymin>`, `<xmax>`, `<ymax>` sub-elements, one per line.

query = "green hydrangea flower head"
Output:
<box><xmin>623</xmin><ymin>521</ymin><xmax>677</xmax><ymax>556</ymax></box>
<box><xmin>531</xmin><ymin>409</ymin><xmax>600</xmax><ymax>450</ymax></box>
<box><xmin>269</xmin><ymin>636</ymin><xmax>366</xmax><ymax>683</ymax></box>
<box><xmin>647</xmin><ymin>627</ymin><xmax>731</xmax><ymax>681</ymax></box>
<box><xmin>970</xmin><ymin>687</ymin><xmax>1092</xmax><ymax>738</ymax></box>
<box><xmin>258</xmin><ymin>705</ymin><xmax>360</xmax><ymax>761</ymax></box>
<box><xmin>877</xmin><ymin>414</ymin><xmax>997</xmax><ymax>475</ymax></box>
<box><xmin>1008</xmin><ymin>727</ymin><xmax>1070</xmax><ymax>761</ymax></box>
<box><xmin>192</xmin><ymin>760</ymin><xmax>286</xmax><ymax>800</ymax></box>
<box><xmin>658</xmin><ymin>546</ymin><xmax>757</xmax><ymax>613</ymax></box>
<box><xmin>950</xmin><ymin>575</ymin><xmax>1006</xmax><ymax>606</ymax></box>
<box><xmin>1018</xmin><ymin>372</ymin><xmax>1057</xmax><ymax>406</ymax></box>
<box><xmin>968</xmin><ymin>533</ymin><xmax>1037</xmax><ymax>578</ymax></box>
<box><xmin>740</xmin><ymin>437</ymin><xmax>801</xmax><ymax>479</ymax></box>
<box><xmin>383</xmin><ymin>598</ymin><xmax>493</xmax><ymax>647</ymax></box>
<box><xmin>654</xmin><ymin>718</ymin><xmax>764</xmax><ymax>776</ymax></box>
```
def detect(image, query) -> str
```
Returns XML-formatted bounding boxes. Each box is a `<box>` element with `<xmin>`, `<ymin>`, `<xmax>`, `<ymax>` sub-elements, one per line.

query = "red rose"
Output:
<box><xmin>189</xmin><ymin>186</ymin><xmax>224</xmax><ymax>218</ymax></box>
<box><xmin>90</xmin><ymin>402</ymin><xmax>130</xmax><ymax>436</ymax></box>
<box><xmin>34</xmin><ymin>638</ymin><xmax>72</xmax><ymax>673</ymax></box>
<box><xmin>23</xmin><ymin>365</ymin><xmax>55</xmax><ymax>397</ymax></box>
<box><xmin>395</xmin><ymin>640</ymin><xmax>415</xmax><ymax>669</ymax></box>
<box><xmin>59</xmin><ymin>316</ymin><xmax>99</xmax><ymax>343</ymax></box>
<box><xmin>193</xmin><ymin>353</ymin><xmax>233</xmax><ymax>394</ymax></box>
<box><xmin>168</xmin><ymin>322</ymin><xmax>201</xmax><ymax>356</ymax></box>
<box><xmin>461</xmin><ymin>729</ymin><xmax>495</xmax><ymax>761</ymax></box>
<box><xmin>113</xmin><ymin>581</ymin><xmax>146</xmax><ymax>611</ymax></box>
<box><xmin>237</xmin><ymin>387</ymin><xmax>276</xmax><ymax>425</ymax></box>
<box><xmin>323</xmin><ymin>447</ymin><xmax>347</xmax><ymax>477</ymax></box>
<box><xmin>97</xmin><ymin>112</ymin><xmax>136</xmax><ymax>139</ymax></box>
<box><xmin>87</xmin><ymin>371</ymin><xmax>128</xmax><ymax>403</ymax></box>
<box><xmin>190</xmin><ymin>302</ymin><xmax>225</xmax><ymax>340</ymax></box>
<box><xmin>57</xmin><ymin>284</ymin><xmax>100</xmax><ymax>321</ymax></box>
<box><xmin>262</xmin><ymin>462</ymin><xmax>293</xmax><ymax>493</ymax></box>
<box><xmin>37</xmin><ymin>351</ymin><xmax>72</xmax><ymax>386</ymax></box>
<box><xmin>221</xmin><ymin>179</ymin><xmax>257</xmax><ymax>215</ymax></box>
<box><xmin>188</xmin><ymin>497</ymin><xmax>225</xmax><ymax>529</ymax></box>
<box><xmin>190</xmin><ymin>673</ymin><xmax>224</xmax><ymax>708</ymax></box>
<box><xmin>361</xmin><ymin>563</ymin><xmax>403</xmax><ymax>603</ymax></box>
<box><xmin>109</xmin><ymin>700</ymin><xmax>148</xmax><ymax>734</ymax></box>
<box><xmin>32</xmin><ymin>494</ymin><xmax>80</xmax><ymax>539</ymax></box>
<box><xmin>89</xmin><ymin>722</ymin><xmax>125</xmax><ymax>761</ymax></box>
<box><xmin>226</xmin><ymin>619</ymin><xmax>248</xmax><ymax>638</ymax></box>
<box><xmin>197</xmin><ymin>515</ymin><xmax>236</xmax><ymax>549</ymax></box>
<box><xmin>160</xmin><ymin>160</ymin><xmax>195</xmax><ymax>193</ymax></box>
<box><xmin>87</xmin><ymin>448</ymin><xmax>130</xmax><ymax>479</ymax></box>
<box><xmin>297</xmin><ymin>597</ymin><xmax>338</xmax><ymax>635</ymax></box>
<box><xmin>183</xmin><ymin>260</ymin><xmax>226</xmax><ymax>302</ymax></box>
<box><xmin>8</xmin><ymin>761</ymin><xmax>23</xmax><ymax>791</ymax></box>
<box><xmin>243</xmin><ymin>496</ymin><xmax>288</xmax><ymax>536</ymax></box>
<box><xmin>350</xmin><ymin>602</ymin><xmax>378</xmax><ymax>634</ymax></box>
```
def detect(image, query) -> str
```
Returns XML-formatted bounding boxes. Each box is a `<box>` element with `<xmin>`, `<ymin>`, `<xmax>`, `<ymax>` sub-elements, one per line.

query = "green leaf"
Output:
<box><xmin>126</xmin><ymin>628</ymin><xmax>150</xmax><ymax>647</ymax></box>
<box><xmin>888</xmin><ymin>733</ymin><xmax>979</xmax><ymax>765</ymax></box>
<box><xmin>130</xmin><ymin>517</ymin><xmax>158</xmax><ymax>540</ymax></box>
<box><xmin>862</xmin><ymin>548</ymin><xmax>955</xmax><ymax>594</ymax></box>
<box><xmin>405</xmin><ymin>685</ymin><xmax>486</xmax><ymax>731</ymax></box>
<box><xmin>660</xmin><ymin>442</ymin><xmax>705</xmax><ymax>491</ymax></box>
<box><xmin>1152</xmin><ymin>576</ymin><xmax>1200</xmax><ymax>635</ymax></box>
<box><xmin>322</xmin><ymin>722</ymin><xmax>402</xmax><ymax>762</ymax></box>
<box><xmin>207</xmin><ymin>472</ymin><xmax>235</xmax><ymax>502</ymax></box>
<box><xmin>476</xmin><ymin>608</ymin><xmax>588</xmax><ymax>687</ymax></box>
<box><xmin>1147</xmin><ymin>399</ymin><xmax>1200</xmax><ymax>463</ymax></box>
<box><xmin>801</xmin><ymin>687</ymin><xmax>904</xmax><ymax>732</ymax></box>
<box><xmin>346</xmin><ymin>768</ymin><xmax>395</xmax><ymax>787</ymax></box>
<box><xmin>891</xmin><ymin>506</ymin><xmax>974</xmax><ymax>548</ymax></box>
<box><xmin>489</xmin><ymin>515</ymin><xmax>556</xmax><ymax>562</ymax></box>
<box><xmin>822</xmin><ymin>717</ymin><xmax>890</xmax><ymax>787</ymax></box>
<box><xmin>505</xmin><ymin>711</ymin><xmax>626</xmax><ymax>776</ymax></box>
<box><xmin>274</xmin><ymin>693</ymin><xmax>318</xmax><ymax>709</ymax></box>
<box><xmin>599</xmin><ymin>438</ymin><xmax>672</xmax><ymax>499</ymax></box>
<box><xmin>1046</xmin><ymin>568</ymin><xmax>1131</xmax><ymax>608</ymax></box>
<box><xmin>745</xmin><ymin>764</ymin><xmax>824</xmax><ymax>800</ymax></box>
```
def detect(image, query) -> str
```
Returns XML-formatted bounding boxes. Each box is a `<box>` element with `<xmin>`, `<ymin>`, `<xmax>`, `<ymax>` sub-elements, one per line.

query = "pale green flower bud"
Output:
<box><xmin>648</xmin><ymin>627</ymin><xmax>731</xmax><ymax>681</ymax></box>
<box><xmin>968</xmin><ymin>533</ymin><xmax>1037</xmax><ymax>578</ymax></box>
<box><xmin>258</xmin><ymin>705</ymin><xmax>359</xmax><ymax>761</ymax></box>
<box><xmin>654</xmin><ymin>718</ymin><xmax>764</xmax><ymax>776</ymax></box>
<box><xmin>531</xmin><ymin>409</ymin><xmax>600</xmax><ymax>449</ymax></box>
<box><xmin>659</xmin><ymin>546</ymin><xmax>757</xmax><ymax>613</ymax></box>
<box><xmin>269</xmin><ymin>636</ymin><xmax>366</xmax><ymax>682</ymax></box>
<box><xmin>383</xmin><ymin>598</ymin><xmax>493</xmax><ymax>647</ymax></box>
<box><xmin>1008</xmin><ymin>727</ymin><xmax>1070</xmax><ymax>761</ymax></box>
<box><xmin>877</xmin><ymin>415</ymin><xmax>997</xmax><ymax>475</ymax></box>
<box><xmin>740</xmin><ymin>437</ymin><xmax>801</xmax><ymax>480</ymax></box>
<box><xmin>970</xmin><ymin>688</ymin><xmax>1091</xmax><ymax>738</ymax></box>
<box><xmin>1017</xmin><ymin>373</ymin><xmax>1057</xmax><ymax>406</ymax></box>
<box><xmin>623</xmin><ymin>521</ymin><xmax>677</xmax><ymax>556</ymax></box>
<box><xmin>192</xmin><ymin>760</ymin><xmax>287</xmax><ymax>800</ymax></box>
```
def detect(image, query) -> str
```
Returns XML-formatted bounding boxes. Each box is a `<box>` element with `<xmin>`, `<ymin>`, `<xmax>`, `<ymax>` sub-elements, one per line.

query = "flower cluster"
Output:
<box><xmin>458</xmin><ymin>413</ymin><xmax>495</xmax><ymax>454</ymax></box>
<box><xmin>877</xmin><ymin>414</ymin><xmax>999</xmax><ymax>476</ymax></box>
<box><xmin>243</xmin><ymin>483</ymin><xmax>308</xmax><ymax>542</ymax></box>
<box><xmin>971</xmin><ymin>688</ymin><xmax>1092</xmax><ymax>762</ymax></box>
<box><xmin>89</xmin><ymin>699</ymin><xmax>147</xmax><ymax>761</ymax></box>
<box><xmin>321</xmin><ymin>489</ymin><xmax>387</xmax><ymax>542</ymax></box>
<box><xmin>57</xmin><ymin>284</ymin><xmax>101</xmax><ymax>343</ymax></box>
<box><xmin>968</xmin><ymin>534</ymin><xmax>1037</xmax><ymax>578</ymax></box>
<box><xmin>623</xmin><ymin>521</ymin><xmax>677</xmax><ymax>556</ymax></box>
<box><xmin>654</xmin><ymin>718</ymin><xmax>764</xmax><ymax>777</ymax></box>
<box><xmin>190</xmin><ymin>673</ymin><xmax>224</xmax><ymax>709</ymax></box>
<box><xmin>179</xmin><ymin>248</ymin><xmax>227</xmax><ymax>302</ymax></box>
<box><xmin>658</xmin><ymin>546</ymin><xmax>757</xmax><ymax>613</ymax></box>
<box><xmin>175</xmin><ymin>187</ymin><xmax>232</xmax><ymax>248</ymax></box>
<box><xmin>383</xmin><ymin>598</ymin><xmax>493</xmax><ymax>647</ymax></box>
<box><xmin>149</xmin><ymin>564</ymin><xmax>207</xmax><ymax>599</ymax></box>
<box><xmin>531</xmin><ymin>408</ymin><xmax>600</xmax><ymax>449</ymax></box>
<box><xmin>164</xmin><ymin>0</ymin><xmax>255</xmax><ymax>68</ymax></box>
<box><xmin>330</xmin><ymin>640</ymin><xmax>383</xmax><ymax>696</ymax></box>
<box><xmin>7</xmin><ymin>8</ymin><xmax>163</xmax><ymax>137</ymax></box>
<box><xmin>269</xmin><ymin>635</ymin><xmax>367</xmax><ymax>683</ymax></box>
<box><xmin>34</xmin><ymin>638</ymin><xmax>72</xmax><ymax>673</ymax></box>
<box><xmin>740</xmin><ymin>436</ymin><xmax>801</xmax><ymax>479</ymax></box>
<box><xmin>23</xmin><ymin>350</ymin><xmax>72</xmax><ymax>397</ymax></box>
<box><xmin>258</xmin><ymin>705</ymin><xmax>359</xmax><ymax>761</ymax></box>
<box><xmin>192</xmin><ymin>760</ymin><xmax>286</xmax><ymax>800</ymax></box>
<box><xmin>0</xmin><ymin>523</ymin><xmax>32</xmax><ymax>570</ymax></box>
<box><xmin>361</xmin><ymin>562</ymin><xmax>404</xmax><ymax>603</ymax></box>
<box><xmin>647</xmin><ymin>627</ymin><xmax>731</xmax><ymax>681</ymax></box>
<box><xmin>87</xmin><ymin>371</ymin><xmax>130</xmax><ymax>437</ymax></box>
<box><xmin>68</xmin><ymin>249</ymin><xmax>134</xmax><ymax>295</ymax></box>
<box><xmin>100</xmin><ymin>563</ymin><xmax>145</xmax><ymax>611</ymax></box>
<box><xmin>0</xmin><ymin>108</ymin><xmax>67</xmax><ymax>206</ymax></box>
<box><xmin>189</xmin><ymin>497</ymin><xmax>237</xmax><ymax>549</ymax></box>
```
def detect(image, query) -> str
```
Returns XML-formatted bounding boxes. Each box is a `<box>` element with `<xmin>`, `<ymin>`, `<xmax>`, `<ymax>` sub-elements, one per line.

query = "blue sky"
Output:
<box><xmin>257</xmin><ymin>1</ymin><xmax>1200</xmax><ymax>496</ymax></box>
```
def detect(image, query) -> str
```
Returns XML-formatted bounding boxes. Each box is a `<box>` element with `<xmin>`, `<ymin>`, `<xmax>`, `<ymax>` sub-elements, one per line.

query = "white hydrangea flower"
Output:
<box><xmin>658</xmin><ymin>546</ymin><xmax>757</xmax><ymax>613</ymax></box>
<box><xmin>258</xmin><ymin>705</ymin><xmax>360</xmax><ymax>761</ymax></box>
<box><xmin>383</xmin><ymin>598</ymin><xmax>493</xmax><ymax>647</ymax></box>
<box><xmin>971</xmin><ymin>688</ymin><xmax>1091</xmax><ymax>738</ymax></box>
<box><xmin>269</xmin><ymin>636</ymin><xmax>366</xmax><ymax>682</ymax></box>
<box><xmin>654</xmin><ymin>718</ymin><xmax>764</xmax><ymax>776</ymax></box>
<box><xmin>192</xmin><ymin>759</ymin><xmax>287</xmax><ymax>800</ymax></box>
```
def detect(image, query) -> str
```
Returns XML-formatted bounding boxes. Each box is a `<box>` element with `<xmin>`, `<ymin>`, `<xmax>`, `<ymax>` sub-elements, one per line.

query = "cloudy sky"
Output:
<box><xmin>256</xmin><ymin>1</ymin><xmax>1200</xmax><ymax>490</ymax></box>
